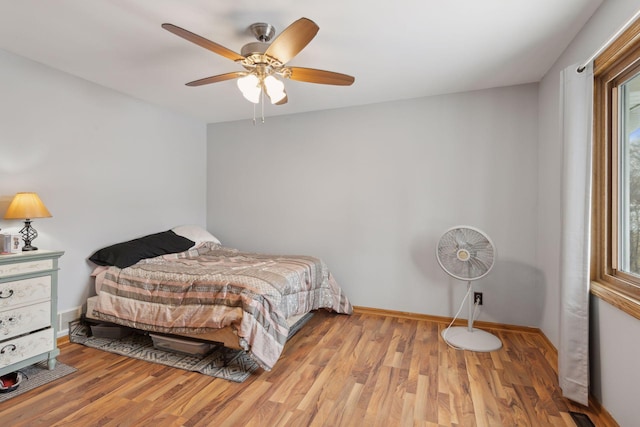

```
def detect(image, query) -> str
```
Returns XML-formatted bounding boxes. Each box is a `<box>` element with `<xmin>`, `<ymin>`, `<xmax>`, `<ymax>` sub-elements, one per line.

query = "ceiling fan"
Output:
<box><xmin>162</xmin><ymin>18</ymin><xmax>355</xmax><ymax>106</ymax></box>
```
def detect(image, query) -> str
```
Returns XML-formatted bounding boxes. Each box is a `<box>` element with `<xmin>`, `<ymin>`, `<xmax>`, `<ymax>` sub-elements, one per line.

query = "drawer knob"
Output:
<box><xmin>0</xmin><ymin>289</ymin><xmax>14</xmax><ymax>299</ymax></box>
<box><xmin>0</xmin><ymin>344</ymin><xmax>17</xmax><ymax>354</ymax></box>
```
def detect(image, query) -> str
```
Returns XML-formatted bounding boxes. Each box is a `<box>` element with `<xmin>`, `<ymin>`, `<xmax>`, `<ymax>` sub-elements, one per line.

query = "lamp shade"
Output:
<box><xmin>4</xmin><ymin>192</ymin><xmax>52</xmax><ymax>220</ymax></box>
<box><xmin>263</xmin><ymin>76</ymin><xmax>286</xmax><ymax>104</ymax></box>
<box><xmin>237</xmin><ymin>74</ymin><xmax>261</xmax><ymax>104</ymax></box>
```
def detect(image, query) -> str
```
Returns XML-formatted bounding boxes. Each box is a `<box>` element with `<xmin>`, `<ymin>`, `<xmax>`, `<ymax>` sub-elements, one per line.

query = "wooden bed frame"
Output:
<box><xmin>85</xmin><ymin>295</ymin><xmax>306</xmax><ymax>351</ymax></box>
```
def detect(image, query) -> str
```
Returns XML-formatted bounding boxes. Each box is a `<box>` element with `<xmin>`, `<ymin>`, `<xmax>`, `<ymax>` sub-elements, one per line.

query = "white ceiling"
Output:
<box><xmin>0</xmin><ymin>0</ymin><xmax>603</xmax><ymax>124</ymax></box>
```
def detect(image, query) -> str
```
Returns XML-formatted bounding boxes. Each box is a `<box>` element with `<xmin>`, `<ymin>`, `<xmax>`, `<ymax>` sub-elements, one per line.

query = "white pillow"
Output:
<box><xmin>171</xmin><ymin>225</ymin><xmax>221</xmax><ymax>246</ymax></box>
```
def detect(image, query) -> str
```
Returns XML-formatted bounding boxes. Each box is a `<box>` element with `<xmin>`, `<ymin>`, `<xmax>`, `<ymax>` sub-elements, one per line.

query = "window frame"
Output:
<box><xmin>592</xmin><ymin>18</ymin><xmax>640</xmax><ymax>320</ymax></box>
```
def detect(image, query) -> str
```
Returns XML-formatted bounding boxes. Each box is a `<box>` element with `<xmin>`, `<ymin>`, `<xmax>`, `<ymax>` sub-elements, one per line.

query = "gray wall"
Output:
<box><xmin>537</xmin><ymin>0</ymin><xmax>640</xmax><ymax>425</ymax></box>
<box><xmin>207</xmin><ymin>84</ymin><xmax>542</xmax><ymax>326</ymax></box>
<box><xmin>0</xmin><ymin>48</ymin><xmax>208</xmax><ymax>312</ymax></box>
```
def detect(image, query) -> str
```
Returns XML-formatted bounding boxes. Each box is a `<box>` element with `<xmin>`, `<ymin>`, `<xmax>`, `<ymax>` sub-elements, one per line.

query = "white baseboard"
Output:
<box><xmin>58</xmin><ymin>306</ymin><xmax>82</xmax><ymax>337</ymax></box>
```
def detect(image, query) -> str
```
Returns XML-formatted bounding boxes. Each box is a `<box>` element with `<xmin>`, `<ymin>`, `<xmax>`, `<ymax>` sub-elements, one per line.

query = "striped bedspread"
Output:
<box><xmin>92</xmin><ymin>242</ymin><xmax>353</xmax><ymax>370</ymax></box>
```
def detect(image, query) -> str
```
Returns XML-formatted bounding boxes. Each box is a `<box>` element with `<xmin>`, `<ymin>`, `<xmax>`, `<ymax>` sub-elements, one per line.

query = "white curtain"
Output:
<box><xmin>559</xmin><ymin>62</ymin><xmax>593</xmax><ymax>406</ymax></box>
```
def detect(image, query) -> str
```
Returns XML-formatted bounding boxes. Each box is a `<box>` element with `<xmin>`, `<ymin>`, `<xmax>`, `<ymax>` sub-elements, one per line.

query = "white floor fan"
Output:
<box><xmin>436</xmin><ymin>226</ymin><xmax>502</xmax><ymax>352</ymax></box>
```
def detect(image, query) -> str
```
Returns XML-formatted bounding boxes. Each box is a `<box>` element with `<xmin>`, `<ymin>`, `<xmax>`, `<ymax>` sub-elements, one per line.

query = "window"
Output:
<box><xmin>618</xmin><ymin>73</ymin><xmax>640</xmax><ymax>276</ymax></box>
<box><xmin>592</xmin><ymin>18</ymin><xmax>640</xmax><ymax>319</ymax></box>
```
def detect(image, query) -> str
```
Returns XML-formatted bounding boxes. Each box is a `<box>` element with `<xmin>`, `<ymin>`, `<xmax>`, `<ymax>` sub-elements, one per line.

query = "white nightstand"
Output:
<box><xmin>0</xmin><ymin>250</ymin><xmax>64</xmax><ymax>376</ymax></box>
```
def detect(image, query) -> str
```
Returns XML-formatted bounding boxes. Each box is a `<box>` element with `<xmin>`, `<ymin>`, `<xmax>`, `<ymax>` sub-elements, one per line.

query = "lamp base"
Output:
<box><xmin>19</xmin><ymin>219</ymin><xmax>39</xmax><ymax>251</ymax></box>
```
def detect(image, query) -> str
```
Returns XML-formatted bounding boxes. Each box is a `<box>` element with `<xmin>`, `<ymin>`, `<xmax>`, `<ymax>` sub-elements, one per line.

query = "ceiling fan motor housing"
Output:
<box><xmin>241</xmin><ymin>42</ymin><xmax>270</xmax><ymax>57</ymax></box>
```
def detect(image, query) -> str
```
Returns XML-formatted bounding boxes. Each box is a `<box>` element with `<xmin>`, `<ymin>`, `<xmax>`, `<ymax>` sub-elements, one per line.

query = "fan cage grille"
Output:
<box><xmin>436</xmin><ymin>226</ymin><xmax>495</xmax><ymax>281</ymax></box>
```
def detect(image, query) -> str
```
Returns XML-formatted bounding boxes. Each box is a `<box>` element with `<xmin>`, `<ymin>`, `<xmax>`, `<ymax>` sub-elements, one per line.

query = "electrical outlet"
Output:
<box><xmin>474</xmin><ymin>292</ymin><xmax>483</xmax><ymax>305</ymax></box>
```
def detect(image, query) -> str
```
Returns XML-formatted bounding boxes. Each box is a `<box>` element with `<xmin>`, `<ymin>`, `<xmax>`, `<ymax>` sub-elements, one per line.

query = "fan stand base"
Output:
<box><xmin>442</xmin><ymin>327</ymin><xmax>502</xmax><ymax>352</ymax></box>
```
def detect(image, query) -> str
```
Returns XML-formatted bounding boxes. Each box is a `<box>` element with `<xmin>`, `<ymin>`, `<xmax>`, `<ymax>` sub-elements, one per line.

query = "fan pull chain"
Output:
<box><xmin>251</xmin><ymin>90</ymin><xmax>266</xmax><ymax>125</ymax></box>
<box><xmin>252</xmin><ymin>102</ymin><xmax>256</xmax><ymax>126</ymax></box>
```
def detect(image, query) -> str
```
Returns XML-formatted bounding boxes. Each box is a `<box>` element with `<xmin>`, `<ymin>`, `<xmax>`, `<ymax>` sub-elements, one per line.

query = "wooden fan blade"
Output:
<box><xmin>162</xmin><ymin>23</ymin><xmax>245</xmax><ymax>62</ymax></box>
<box><xmin>186</xmin><ymin>72</ymin><xmax>246</xmax><ymax>87</ymax></box>
<box><xmin>265</xmin><ymin>18</ymin><xmax>319</xmax><ymax>64</ymax></box>
<box><xmin>288</xmin><ymin>67</ymin><xmax>355</xmax><ymax>86</ymax></box>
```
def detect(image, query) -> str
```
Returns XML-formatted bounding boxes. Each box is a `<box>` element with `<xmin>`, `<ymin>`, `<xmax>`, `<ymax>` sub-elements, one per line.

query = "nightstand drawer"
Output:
<box><xmin>0</xmin><ymin>328</ymin><xmax>54</xmax><ymax>368</ymax></box>
<box><xmin>0</xmin><ymin>258</ymin><xmax>53</xmax><ymax>278</ymax></box>
<box><xmin>0</xmin><ymin>301</ymin><xmax>51</xmax><ymax>340</ymax></box>
<box><xmin>0</xmin><ymin>275</ymin><xmax>51</xmax><ymax>309</ymax></box>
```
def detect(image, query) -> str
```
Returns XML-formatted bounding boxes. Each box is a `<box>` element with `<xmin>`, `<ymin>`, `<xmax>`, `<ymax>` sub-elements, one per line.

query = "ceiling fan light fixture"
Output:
<box><xmin>263</xmin><ymin>75</ymin><xmax>286</xmax><ymax>104</ymax></box>
<box><xmin>237</xmin><ymin>74</ymin><xmax>261</xmax><ymax>103</ymax></box>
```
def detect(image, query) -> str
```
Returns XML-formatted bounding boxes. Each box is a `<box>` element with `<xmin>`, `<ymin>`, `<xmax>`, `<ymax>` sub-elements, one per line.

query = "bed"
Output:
<box><xmin>86</xmin><ymin>226</ymin><xmax>353</xmax><ymax>370</ymax></box>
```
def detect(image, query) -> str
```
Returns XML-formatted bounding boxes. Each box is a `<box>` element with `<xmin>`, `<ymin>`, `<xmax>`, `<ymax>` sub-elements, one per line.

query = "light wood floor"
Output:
<box><xmin>1</xmin><ymin>310</ymin><xmax>618</xmax><ymax>426</ymax></box>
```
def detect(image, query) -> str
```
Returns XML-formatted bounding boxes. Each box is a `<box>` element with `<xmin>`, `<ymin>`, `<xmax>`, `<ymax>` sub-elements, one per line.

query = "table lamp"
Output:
<box><xmin>3</xmin><ymin>192</ymin><xmax>52</xmax><ymax>251</ymax></box>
